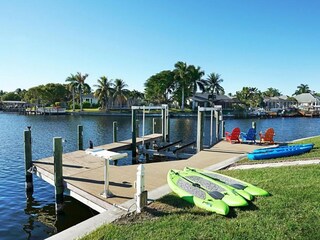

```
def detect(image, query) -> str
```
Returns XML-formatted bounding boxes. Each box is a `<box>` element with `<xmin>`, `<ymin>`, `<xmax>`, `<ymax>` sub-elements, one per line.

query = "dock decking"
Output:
<box><xmin>33</xmin><ymin>136</ymin><xmax>261</xmax><ymax>213</ymax></box>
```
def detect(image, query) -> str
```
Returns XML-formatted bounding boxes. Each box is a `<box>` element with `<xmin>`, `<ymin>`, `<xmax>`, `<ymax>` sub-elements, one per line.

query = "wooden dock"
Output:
<box><xmin>33</xmin><ymin>136</ymin><xmax>261</xmax><ymax>213</ymax></box>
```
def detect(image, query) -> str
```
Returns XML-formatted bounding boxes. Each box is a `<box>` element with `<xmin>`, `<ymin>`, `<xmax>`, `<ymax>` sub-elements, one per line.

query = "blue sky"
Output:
<box><xmin>1</xmin><ymin>0</ymin><xmax>319</xmax><ymax>96</ymax></box>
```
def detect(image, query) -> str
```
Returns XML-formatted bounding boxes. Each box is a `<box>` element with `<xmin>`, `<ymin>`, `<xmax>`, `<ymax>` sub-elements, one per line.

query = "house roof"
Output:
<box><xmin>293</xmin><ymin>93</ymin><xmax>320</xmax><ymax>103</ymax></box>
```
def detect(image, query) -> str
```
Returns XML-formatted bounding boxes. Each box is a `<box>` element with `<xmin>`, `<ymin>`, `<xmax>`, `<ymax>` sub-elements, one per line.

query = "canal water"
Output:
<box><xmin>1</xmin><ymin>112</ymin><xmax>320</xmax><ymax>240</ymax></box>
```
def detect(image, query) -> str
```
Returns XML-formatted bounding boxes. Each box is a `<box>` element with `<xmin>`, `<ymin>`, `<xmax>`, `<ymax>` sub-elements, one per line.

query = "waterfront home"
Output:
<box><xmin>191</xmin><ymin>93</ymin><xmax>239</xmax><ymax>109</ymax></box>
<box><xmin>293</xmin><ymin>93</ymin><xmax>320</xmax><ymax>116</ymax></box>
<box><xmin>82</xmin><ymin>93</ymin><xmax>99</xmax><ymax>107</ymax></box>
<box><xmin>263</xmin><ymin>95</ymin><xmax>297</xmax><ymax>112</ymax></box>
<box><xmin>293</xmin><ymin>93</ymin><xmax>320</xmax><ymax>109</ymax></box>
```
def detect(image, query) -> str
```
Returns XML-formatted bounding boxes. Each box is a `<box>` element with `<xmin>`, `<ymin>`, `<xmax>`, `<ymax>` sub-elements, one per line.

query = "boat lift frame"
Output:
<box><xmin>131</xmin><ymin>104</ymin><xmax>169</xmax><ymax>159</ymax></box>
<box><xmin>196</xmin><ymin>105</ymin><xmax>223</xmax><ymax>152</ymax></box>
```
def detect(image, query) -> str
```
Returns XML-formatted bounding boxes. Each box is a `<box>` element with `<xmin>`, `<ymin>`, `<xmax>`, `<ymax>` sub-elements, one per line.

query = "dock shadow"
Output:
<box><xmin>33</xmin><ymin>161</ymin><xmax>84</xmax><ymax>169</ymax></box>
<box><xmin>64</xmin><ymin>176</ymin><xmax>132</xmax><ymax>188</ymax></box>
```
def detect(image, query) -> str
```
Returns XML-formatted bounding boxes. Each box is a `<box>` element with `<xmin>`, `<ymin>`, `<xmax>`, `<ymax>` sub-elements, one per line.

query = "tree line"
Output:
<box><xmin>0</xmin><ymin>61</ymin><xmax>318</xmax><ymax>111</ymax></box>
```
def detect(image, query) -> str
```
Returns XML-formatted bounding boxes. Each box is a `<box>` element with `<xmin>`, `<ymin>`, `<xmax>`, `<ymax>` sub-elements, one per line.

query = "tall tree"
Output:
<box><xmin>65</xmin><ymin>72</ymin><xmax>90</xmax><ymax>111</ymax></box>
<box><xmin>204</xmin><ymin>73</ymin><xmax>225</xmax><ymax>106</ymax></box>
<box><xmin>189</xmin><ymin>65</ymin><xmax>205</xmax><ymax>110</ymax></box>
<box><xmin>294</xmin><ymin>84</ymin><xmax>310</xmax><ymax>95</ymax></box>
<box><xmin>113</xmin><ymin>79</ymin><xmax>128</xmax><ymax>108</ymax></box>
<box><xmin>144</xmin><ymin>70</ymin><xmax>175</xmax><ymax>104</ymax></box>
<box><xmin>173</xmin><ymin>61</ymin><xmax>191</xmax><ymax>111</ymax></box>
<box><xmin>94</xmin><ymin>76</ymin><xmax>114</xmax><ymax>111</ymax></box>
<box><xmin>236</xmin><ymin>87</ymin><xmax>262</xmax><ymax>108</ymax></box>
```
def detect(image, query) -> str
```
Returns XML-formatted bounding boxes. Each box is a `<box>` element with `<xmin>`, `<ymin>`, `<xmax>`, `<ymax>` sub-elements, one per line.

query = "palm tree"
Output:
<box><xmin>263</xmin><ymin>87</ymin><xmax>281</xmax><ymax>97</ymax></box>
<box><xmin>189</xmin><ymin>65</ymin><xmax>205</xmax><ymax>110</ymax></box>
<box><xmin>294</xmin><ymin>84</ymin><xmax>310</xmax><ymax>95</ymax></box>
<box><xmin>94</xmin><ymin>76</ymin><xmax>114</xmax><ymax>111</ymax></box>
<box><xmin>65</xmin><ymin>72</ymin><xmax>90</xmax><ymax>111</ymax></box>
<box><xmin>128</xmin><ymin>90</ymin><xmax>144</xmax><ymax>106</ymax></box>
<box><xmin>113</xmin><ymin>79</ymin><xmax>128</xmax><ymax>109</ymax></box>
<box><xmin>174</xmin><ymin>61</ymin><xmax>191</xmax><ymax>111</ymax></box>
<box><xmin>204</xmin><ymin>73</ymin><xmax>225</xmax><ymax>106</ymax></box>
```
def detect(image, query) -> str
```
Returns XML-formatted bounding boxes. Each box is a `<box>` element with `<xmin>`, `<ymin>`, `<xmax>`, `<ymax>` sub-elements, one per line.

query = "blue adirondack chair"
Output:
<box><xmin>240</xmin><ymin>128</ymin><xmax>256</xmax><ymax>143</ymax></box>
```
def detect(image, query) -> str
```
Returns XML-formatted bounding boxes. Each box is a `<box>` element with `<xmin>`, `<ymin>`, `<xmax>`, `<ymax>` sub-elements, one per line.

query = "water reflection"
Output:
<box><xmin>2</xmin><ymin>113</ymin><xmax>320</xmax><ymax>239</ymax></box>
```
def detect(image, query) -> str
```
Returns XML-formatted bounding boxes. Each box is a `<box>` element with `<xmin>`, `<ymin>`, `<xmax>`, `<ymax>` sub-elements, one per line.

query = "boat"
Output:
<box><xmin>184</xmin><ymin>167</ymin><xmax>253</xmax><ymax>201</ymax></box>
<box><xmin>248</xmin><ymin>144</ymin><xmax>314</xmax><ymax>160</ymax></box>
<box><xmin>252</xmin><ymin>144</ymin><xmax>314</xmax><ymax>153</ymax></box>
<box><xmin>184</xmin><ymin>167</ymin><xmax>269</xmax><ymax>197</ymax></box>
<box><xmin>167</xmin><ymin>169</ymin><xmax>229</xmax><ymax>215</ymax></box>
<box><xmin>176</xmin><ymin>169</ymin><xmax>248</xmax><ymax>206</ymax></box>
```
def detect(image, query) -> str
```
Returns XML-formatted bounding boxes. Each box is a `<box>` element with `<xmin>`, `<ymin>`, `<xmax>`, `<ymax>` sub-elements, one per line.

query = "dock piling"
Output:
<box><xmin>54</xmin><ymin>137</ymin><xmax>64</xmax><ymax>213</ymax></box>
<box><xmin>24</xmin><ymin>129</ymin><xmax>33</xmax><ymax>199</ymax></box>
<box><xmin>113</xmin><ymin>121</ymin><xmax>118</xmax><ymax>142</ymax></box>
<box><xmin>77</xmin><ymin>125</ymin><xmax>83</xmax><ymax>150</ymax></box>
<box><xmin>196</xmin><ymin>108</ymin><xmax>204</xmax><ymax>152</ymax></box>
<box><xmin>132</xmin><ymin>109</ymin><xmax>137</xmax><ymax>161</ymax></box>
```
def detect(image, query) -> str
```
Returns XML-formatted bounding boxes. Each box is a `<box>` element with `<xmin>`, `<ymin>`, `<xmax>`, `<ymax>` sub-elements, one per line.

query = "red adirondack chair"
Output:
<box><xmin>225</xmin><ymin>127</ymin><xmax>241</xmax><ymax>143</ymax></box>
<box><xmin>259</xmin><ymin>128</ymin><xmax>275</xmax><ymax>144</ymax></box>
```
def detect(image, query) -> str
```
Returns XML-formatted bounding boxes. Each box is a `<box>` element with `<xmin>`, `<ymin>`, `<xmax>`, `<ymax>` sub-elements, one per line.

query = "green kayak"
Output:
<box><xmin>176</xmin><ymin>169</ymin><xmax>248</xmax><ymax>207</ymax></box>
<box><xmin>185</xmin><ymin>167</ymin><xmax>269</xmax><ymax>197</ymax></box>
<box><xmin>167</xmin><ymin>169</ymin><xmax>229</xmax><ymax>215</ymax></box>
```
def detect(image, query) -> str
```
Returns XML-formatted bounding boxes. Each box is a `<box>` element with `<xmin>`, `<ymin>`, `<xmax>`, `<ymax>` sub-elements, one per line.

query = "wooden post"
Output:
<box><xmin>215</xmin><ymin>110</ymin><xmax>219</xmax><ymax>143</ymax></box>
<box><xmin>166</xmin><ymin>113</ymin><xmax>170</xmax><ymax>142</ymax></box>
<box><xmin>136</xmin><ymin>120</ymin><xmax>139</xmax><ymax>138</ymax></box>
<box><xmin>77</xmin><ymin>125</ymin><xmax>83</xmax><ymax>150</ymax></box>
<box><xmin>24</xmin><ymin>129</ymin><xmax>33</xmax><ymax>199</ymax></box>
<box><xmin>54</xmin><ymin>137</ymin><xmax>64</xmax><ymax>213</ymax></box>
<box><xmin>221</xmin><ymin>120</ymin><xmax>226</xmax><ymax>138</ymax></box>
<box><xmin>132</xmin><ymin>109</ymin><xmax>137</xmax><ymax>161</ymax></box>
<box><xmin>113</xmin><ymin>121</ymin><xmax>118</xmax><ymax>142</ymax></box>
<box><xmin>161</xmin><ymin>108</ymin><xmax>166</xmax><ymax>142</ymax></box>
<box><xmin>136</xmin><ymin>164</ymin><xmax>147</xmax><ymax>213</ymax></box>
<box><xmin>197</xmin><ymin>108</ymin><xmax>204</xmax><ymax>152</ymax></box>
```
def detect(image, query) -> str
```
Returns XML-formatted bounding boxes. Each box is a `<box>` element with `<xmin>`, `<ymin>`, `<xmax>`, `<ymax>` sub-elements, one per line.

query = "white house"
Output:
<box><xmin>82</xmin><ymin>93</ymin><xmax>99</xmax><ymax>106</ymax></box>
<box><xmin>293</xmin><ymin>93</ymin><xmax>320</xmax><ymax>110</ymax></box>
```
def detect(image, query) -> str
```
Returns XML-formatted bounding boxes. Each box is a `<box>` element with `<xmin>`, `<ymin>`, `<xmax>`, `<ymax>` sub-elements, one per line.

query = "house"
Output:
<box><xmin>293</xmin><ymin>93</ymin><xmax>320</xmax><ymax>110</ymax></box>
<box><xmin>191</xmin><ymin>93</ymin><xmax>239</xmax><ymax>109</ymax></box>
<box><xmin>82</xmin><ymin>93</ymin><xmax>99</xmax><ymax>106</ymax></box>
<box><xmin>263</xmin><ymin>95</ymin><xmax>297</xmax><ymax>111</ymax></box>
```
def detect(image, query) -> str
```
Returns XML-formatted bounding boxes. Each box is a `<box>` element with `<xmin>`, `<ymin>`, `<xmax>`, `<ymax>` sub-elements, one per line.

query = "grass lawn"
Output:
<box><xmin>82</xmin><ymin>165</ymin><xmax>320</xmax><ymax>239</ymax></box>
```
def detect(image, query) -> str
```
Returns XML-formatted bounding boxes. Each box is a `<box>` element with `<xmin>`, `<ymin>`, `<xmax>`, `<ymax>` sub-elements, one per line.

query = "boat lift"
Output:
<box><xmin>131</xmin><ymin>104</ymin><xmax>169</xmax><ymax>159</ymax></box>
<box><xmin>196</xmin><ymin>105</ymin><xmax>223</xmax><ymax>152</ymax></box>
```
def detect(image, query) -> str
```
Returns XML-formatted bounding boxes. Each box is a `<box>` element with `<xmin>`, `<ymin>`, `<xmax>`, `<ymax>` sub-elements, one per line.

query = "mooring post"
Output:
<box><xmin>54</xmin><ymin>137</ymin><xmax>64</xmax><ymax>213</ymax></box>
<box><xmin>136</xmin><ymin>120</ymin><xmax>139</xmax><ymax>138</ymax></box>
<box><xmin>161</xmin><ymin>108</ymin><xmax>166</xmax><ymax>142</ymax></box>
<box><xmin>166</xmin><ymin>114</ymin><xmax>170</xmax><ymax>142</ymax></box>
<box><xmin>214</xmin><ymin>110</ymin><xmax>219</xmax><ymax>143</ymax></box>
<box><xmin>196</xmin><ymin>108</ymin><xmax>204</xmax><ymax>152</ymax></box>
<box><xmin>132</xmin><ymin>109</ymin><xmax>137</xmax><ymax>161</ymax></box>
<box><xmin>221</xmin><ymin>120</ymin><xmax>226</xmax><ymax>138</ymax></box>
<box><xmin>113</xmin><ymin>121</ymin><xmax>118</xmax><ymax>142</ymax></box>
<box><xmin>135</xmin><ymin>164</ymin><xmax>147</xmax><ymax>213</ymax></box>
<box><xmin>24</xmin><ymin>128</ymin><xmax>33</xmax><ymax>199</ymax></box>
<box><xmin>77</xmin><ymin>125</ymin><xmax>83</xmax><ymax>150</ymax></box>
